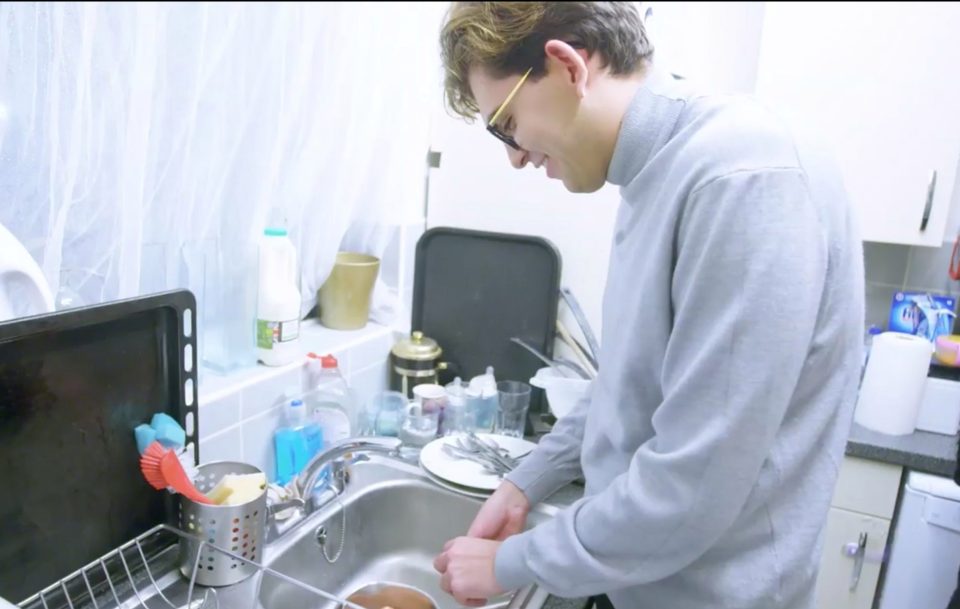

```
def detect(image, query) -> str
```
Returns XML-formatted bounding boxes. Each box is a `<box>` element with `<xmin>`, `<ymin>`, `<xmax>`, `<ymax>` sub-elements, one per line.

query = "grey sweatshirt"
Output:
<box><xmin>495</xmin><ymin>66</ymin><xmax>865</xmax><ymax>609</ymax></box>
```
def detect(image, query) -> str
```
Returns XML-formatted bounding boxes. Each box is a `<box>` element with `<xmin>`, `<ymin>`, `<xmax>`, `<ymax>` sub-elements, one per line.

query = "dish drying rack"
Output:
<box><xmin>11</xmin><ymin>525</ymin><xmax>368</xmax><ymax>609</ymax></box>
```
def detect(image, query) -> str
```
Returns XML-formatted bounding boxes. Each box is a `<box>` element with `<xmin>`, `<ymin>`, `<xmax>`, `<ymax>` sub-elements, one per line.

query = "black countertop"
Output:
<box><xmin>845</xmin><ymin>422</ymin><xmax>958</xmax><ymax>478</ymax></box>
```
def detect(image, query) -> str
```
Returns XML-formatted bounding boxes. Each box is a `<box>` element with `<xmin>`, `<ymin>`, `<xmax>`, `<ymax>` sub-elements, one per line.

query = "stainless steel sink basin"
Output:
<box><xmin>257</xmin><ymin>455</ymin><xmax>557</xmax><ymax>609</ymax></box>
<box><xmin>18</xmin><ymin>454</ymin><xmax>565</xmax><ymax>609</ymax></box>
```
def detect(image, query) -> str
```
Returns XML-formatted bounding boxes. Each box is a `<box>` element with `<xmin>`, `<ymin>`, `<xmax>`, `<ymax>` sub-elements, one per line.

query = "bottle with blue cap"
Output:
<box><xmin>257</xmin><ymin>220</ymin><xmax>301</xmax><ymax>367</ymax></box>
<box><xmin>274</xmin><ymin>397</ymin><xmax>324</xmax><ymax>484</ymax></box>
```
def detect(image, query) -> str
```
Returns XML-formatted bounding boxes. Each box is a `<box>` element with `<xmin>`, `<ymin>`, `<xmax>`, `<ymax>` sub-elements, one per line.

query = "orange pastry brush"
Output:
<box><xmin>140</xmin><ymin>441</ymin><xmax>213</xmax><ymax>504</ymax></box>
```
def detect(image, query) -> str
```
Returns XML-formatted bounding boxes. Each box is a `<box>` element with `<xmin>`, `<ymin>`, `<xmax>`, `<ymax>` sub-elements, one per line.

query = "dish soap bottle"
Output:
<box><xmin>257</xmin><ymin>225</ymin><xmax>301</xmax><ymax>366</ymax></box>
<box><xmin>305</xmin><ymin>353</ymin><xmax>356</xmax><ymax>446</ymax></box>
<box><xmin>274</xmin><ymin>398</ymin><xmax>323</xmax><ymax>485</ymax></box>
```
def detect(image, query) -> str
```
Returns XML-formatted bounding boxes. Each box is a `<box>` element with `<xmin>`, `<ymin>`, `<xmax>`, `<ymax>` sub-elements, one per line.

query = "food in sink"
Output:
<box><xmin>342</xmin><ymin>581</ymin><xmax>438</xmax><ymax>609</ymax></box>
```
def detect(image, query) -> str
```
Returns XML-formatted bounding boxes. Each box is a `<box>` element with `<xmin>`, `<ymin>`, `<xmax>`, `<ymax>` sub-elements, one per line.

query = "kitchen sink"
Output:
<box><xmin>9</xmin><ymin>454</ymin><xmax>565</xmax><ymax>609</ymax></box>
<box><xmin>257</xmin><ymin>455</ymin><xmax>557</xmax><ymax>609</ymax></box>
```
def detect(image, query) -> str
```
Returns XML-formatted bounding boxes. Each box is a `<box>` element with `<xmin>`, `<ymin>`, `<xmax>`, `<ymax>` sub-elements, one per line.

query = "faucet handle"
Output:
<box><xmin>267</xmin><ymin>496</ymin><xmax>305</xmax><ymax>518</ymax></box>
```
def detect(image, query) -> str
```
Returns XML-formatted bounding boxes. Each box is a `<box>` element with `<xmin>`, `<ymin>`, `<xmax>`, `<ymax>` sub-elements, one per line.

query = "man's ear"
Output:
<box><xmin>544</xmin><ymin>39</ymin><xmax>589</xmax><ymax>98</ymax></box>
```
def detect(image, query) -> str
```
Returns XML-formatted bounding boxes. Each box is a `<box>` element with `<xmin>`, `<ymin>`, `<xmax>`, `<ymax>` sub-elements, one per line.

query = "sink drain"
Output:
<box><xmin>315</xmin><ymin>525</ymin><xmax>327</xmax><ymax>546</ymax></box>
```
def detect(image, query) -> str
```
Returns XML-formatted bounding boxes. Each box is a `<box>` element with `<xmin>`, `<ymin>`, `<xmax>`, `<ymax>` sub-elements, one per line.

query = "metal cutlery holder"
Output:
<box><xmin>178</xmin><ymin>461</ymin><xmax>267</xmax><ymax>587</ymax></box>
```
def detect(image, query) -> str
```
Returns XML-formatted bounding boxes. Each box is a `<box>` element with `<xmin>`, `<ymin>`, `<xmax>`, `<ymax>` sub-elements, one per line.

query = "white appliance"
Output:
<box><xmin>879</xmin><ymin>471</ymin><xmax>960</xmax><ymax>608</ymax></box>
<box><xmin>0</xmin><ymin>222</ymin><xmax>54</xmax><ymax>321</ymax></box>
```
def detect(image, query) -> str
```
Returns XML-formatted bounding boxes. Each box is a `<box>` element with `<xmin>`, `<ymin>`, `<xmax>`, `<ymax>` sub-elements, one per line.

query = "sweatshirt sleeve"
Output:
<box><xmin>505</xmin><ymin>382</ymin><xmax>593</xmax><ymax>506</ymax></box>
<box><xmin>495</xmin><ymin>168</ymin><xmax>829</xmax><ymax>596</ymax></box>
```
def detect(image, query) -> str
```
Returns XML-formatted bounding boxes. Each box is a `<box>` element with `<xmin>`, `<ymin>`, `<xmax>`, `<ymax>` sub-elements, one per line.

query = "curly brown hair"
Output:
<box><xmin>440</xmin><ymin>2</ymin><xmax>654</xmax><ymax>120</ymax></box>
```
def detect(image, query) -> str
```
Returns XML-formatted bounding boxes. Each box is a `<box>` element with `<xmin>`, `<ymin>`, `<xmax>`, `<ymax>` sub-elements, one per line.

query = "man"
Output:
<box><xmin>432</xmin><ymin>3</ymin><xmax>864</xmax><ymax>609</ymax></box>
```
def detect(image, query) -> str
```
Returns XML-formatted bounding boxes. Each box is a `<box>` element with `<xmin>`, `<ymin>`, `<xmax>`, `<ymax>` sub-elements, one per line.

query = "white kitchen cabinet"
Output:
<box><xmin>815</xmin><ymin>506</ymin><xmax>891</xmax><ymax>609</ymax></box>
<box><xmin>642</xmin><ymin>1</ymin><xmax>766</xmax><ymax>95</ymax></box>
<box><xmin>754</xmin><ymin>2</ymin><xmax>960</xmax><ymax>246</ymax></box>
<box><xmin>813</xmin><ymin>456</ymin><xmax>903</xmax><ymax>609</ymax></box>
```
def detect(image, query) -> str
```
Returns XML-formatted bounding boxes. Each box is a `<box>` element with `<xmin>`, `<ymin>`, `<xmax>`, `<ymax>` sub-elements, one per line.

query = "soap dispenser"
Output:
<box><xmin>274</xmin><ymin>398</ymin><xmax>323</xmax><ymax>485</ymax></box>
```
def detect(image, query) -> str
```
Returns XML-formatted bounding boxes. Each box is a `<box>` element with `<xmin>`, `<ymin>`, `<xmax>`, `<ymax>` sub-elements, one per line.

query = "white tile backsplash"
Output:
<box><xmin>865</xmin><ymin>282</ymin><xmax>898</xmax><ymax>330</ymax></box>
<box><xmin>863</xmin><ymin>242</ymin><xmax>910</xmax><ymax>286</ymax></box>
<box><xmin>200</xmin><ymin>426</ymin><xmax>243</xmax><ymax>464</ymax></box>
<box><xmin>194</xmin><ymin>326</ymin><xmax>398</xmax><ymax>482</ymax></box>
<box><xmin>350</xmin><ymin>361</ymin><xmax>390</xmax><ymax>413</ymax></box>
<box><xmin>904</xmin><ymin>241</ymin><xmax>960</xmax><ymax>296</ymax></box>
<box><xmin>241</xmin><ymin>366</ymin><xmax>302</xmax><ymax>419</ymax></box>
<box><xmin>347</xmin><ymin>332</ymin><xmax>393</xmax><ymax>376</ymax></box>
<box><xmin>864</xmin><ymin>239</ymin><xmax>960</xmax><ymax>332</ymax></box>
<box><xmin>199</xmin><ymin>391</ymin><xmax>241</xmax><ymax>437</ymax></box>
<box><xmin>242</xmin><ymin>405</ymin><xmax>285</xmax><ymax>482</ymax></box>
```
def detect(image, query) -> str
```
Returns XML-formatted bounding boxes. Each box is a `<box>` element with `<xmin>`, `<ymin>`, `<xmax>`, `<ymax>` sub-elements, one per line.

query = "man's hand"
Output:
<box><xmin>433</xmin><ymin>537</ymin><xmax>504</xmax><ymax>606</ymax></box>
<box><xmin>467</xmin><ymin>480</ymin><xmax>530</xmax><ymax>540</ymax></box>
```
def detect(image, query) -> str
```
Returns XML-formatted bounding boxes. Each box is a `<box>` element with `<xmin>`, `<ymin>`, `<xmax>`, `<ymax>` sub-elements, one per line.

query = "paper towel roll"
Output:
<box><xmin>854</xmin><ymin>332</ymin><xmax>933</xmax><ymax>435</ymax></box>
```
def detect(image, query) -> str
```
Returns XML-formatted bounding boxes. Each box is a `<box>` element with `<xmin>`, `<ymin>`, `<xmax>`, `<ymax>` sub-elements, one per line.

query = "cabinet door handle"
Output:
<box><xmin>843</xmin><ymin>532</ymin><xmax>869</xmax><ymax>591</ymax></box>
<box><xmin>920</xmin><ymin>170</ymin><xmax>938</xmax><ymax>231</ymax></box>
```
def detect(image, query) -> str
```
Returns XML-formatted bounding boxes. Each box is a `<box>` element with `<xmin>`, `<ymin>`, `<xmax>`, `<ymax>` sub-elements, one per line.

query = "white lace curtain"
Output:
<box><xmin>0</xmin><ymin>1</ymin><xmax>441</xmax><ymax>363</ymax></box>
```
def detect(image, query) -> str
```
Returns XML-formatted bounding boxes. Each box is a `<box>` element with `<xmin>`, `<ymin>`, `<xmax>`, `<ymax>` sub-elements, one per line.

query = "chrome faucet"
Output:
<box><xmin>294</xmin><ymin>437</ymin><xmax>402</xmax><ymax>507</ymax></box>
<box><xmin>267</xmin><ymin>437</ymin><xmax>403</xmax><ymax>528</ymax></box>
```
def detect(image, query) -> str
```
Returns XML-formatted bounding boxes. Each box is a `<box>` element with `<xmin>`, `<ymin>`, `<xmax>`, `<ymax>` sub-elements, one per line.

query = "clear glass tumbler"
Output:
<box><xmin>496</xmin><ymin>381</ymin><xmax>531</xmax><ymax>438</ymax></box>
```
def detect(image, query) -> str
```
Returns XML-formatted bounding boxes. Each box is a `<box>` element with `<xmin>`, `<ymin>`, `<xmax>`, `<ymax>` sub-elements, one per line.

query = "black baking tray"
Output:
<box><xmin>0</xmin><ymin>290</ymin><xmax>198</xmax><ymax>604</ymax></box>
<box><xmin>411</xmin><ymin>227</ymin><xmax>562</xmax><ymax>418</ymax></box>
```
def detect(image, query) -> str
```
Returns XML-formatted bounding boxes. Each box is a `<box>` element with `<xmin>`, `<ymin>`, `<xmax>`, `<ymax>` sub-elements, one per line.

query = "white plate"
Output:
<box><xmin>422</xmin><ymin>467</ymin><xmax>494</xmax><ymax>500</ymax></box>
<box><xmin>418</xmin><ymin>434</ymin><xmax>537</xmax><ymax>492</ymax></box>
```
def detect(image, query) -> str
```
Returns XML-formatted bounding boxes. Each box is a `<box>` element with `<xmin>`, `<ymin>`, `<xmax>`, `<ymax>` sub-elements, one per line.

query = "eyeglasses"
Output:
<box><xmin>486</xmin><ymin>67</ymin><xmax>533</xmax><ymax>151</ymax></box>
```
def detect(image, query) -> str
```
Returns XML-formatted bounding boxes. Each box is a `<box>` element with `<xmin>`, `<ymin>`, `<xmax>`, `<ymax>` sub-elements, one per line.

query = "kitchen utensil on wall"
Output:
<box><xmin>0</xmin><ymin>290</ymin><xmax>197</xmax><ymax>602</ymax></box>
<box><xmin>509</xmin><ymin>336</ymin><xmax>591</xmax><ymax>379</ymax></box>
<box><xmin>390</xmin><ymin>331</ymin><xmax>449</xmax><ymax>398</ymax></box>
<box><xmin>318</xmin><ymin>252</ymin><xmax>380</xmax><ymax>330</ymax></box>
<box><xmin>411</xmin><ymin>227</ymin><xmax>561</xmax><ymax>420</ymax></box>
<box><xmin>559</xmin><ymin>286</ymin><xmax>600</xmax><ymax>366</ymax></box>
<box><xmin>555</xmin><ymin>319</ymin><xmax>598</xmax><ymax>378</ymax></box>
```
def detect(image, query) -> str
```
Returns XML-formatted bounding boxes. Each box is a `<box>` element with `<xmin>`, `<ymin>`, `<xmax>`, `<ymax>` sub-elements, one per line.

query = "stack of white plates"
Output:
<box><xmin>419</xmin><ymin>434</ymin><xmax>537</xmax><ymax>499</ymax></box>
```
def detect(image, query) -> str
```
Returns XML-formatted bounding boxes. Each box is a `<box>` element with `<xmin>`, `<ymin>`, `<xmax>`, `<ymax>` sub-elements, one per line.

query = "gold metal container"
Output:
<box><xmin>390</xmin><ymin>331</ymin><xmax>447</xmax><ymax>398</ymax></box>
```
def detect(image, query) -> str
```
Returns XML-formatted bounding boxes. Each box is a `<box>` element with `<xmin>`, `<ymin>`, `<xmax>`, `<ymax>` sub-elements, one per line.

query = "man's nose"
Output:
<box><xmin>507</xmin><ymin>145</ymin><xmax>528</xmax><ymax>169</ymax></box>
